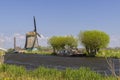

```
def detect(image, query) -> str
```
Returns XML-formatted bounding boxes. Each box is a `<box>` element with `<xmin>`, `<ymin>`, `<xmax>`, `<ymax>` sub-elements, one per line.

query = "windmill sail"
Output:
<box><xmin>34</xmin><ymin>16</ymin><xmax>41</xmax><ymax>37</ymax></box>
<box><xmin>34</xmin><ymin>16</ymin><xmax>37</xmax><ymax>32</ymax></box>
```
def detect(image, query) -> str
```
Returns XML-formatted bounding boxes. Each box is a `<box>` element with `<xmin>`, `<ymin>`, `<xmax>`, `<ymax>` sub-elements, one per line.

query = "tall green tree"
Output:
<box><xmin>65</xmin><ymin>36</ymin><xmax>78</xmax><ymax>48</ymax></box>
<box><xmin>79</xmin><ymin>30</ymin><xmax>110</xmax><ymax>56</ymax></box>
<box><xmin>48</xmin><ymin>35</ymin><xmax>78</xmax><ymax>54</ymax></box>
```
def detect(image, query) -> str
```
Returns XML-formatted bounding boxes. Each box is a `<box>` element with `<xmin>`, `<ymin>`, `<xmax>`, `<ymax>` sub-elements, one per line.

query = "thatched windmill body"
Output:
<box><xmin>24</xmin><ymin>16</ymin><xmax>40</xmax><ymax>50</ymax></box>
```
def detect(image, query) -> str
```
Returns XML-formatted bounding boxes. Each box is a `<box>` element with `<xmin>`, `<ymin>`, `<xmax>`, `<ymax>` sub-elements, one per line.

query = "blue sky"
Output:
<box><xmin>0</xmin><ymin>0</ymin><xmax>120</xmax><ymax>48</ymax></box>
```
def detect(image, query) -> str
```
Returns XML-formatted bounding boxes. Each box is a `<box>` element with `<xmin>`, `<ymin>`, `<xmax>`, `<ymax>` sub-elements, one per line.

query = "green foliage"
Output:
<box><xmin>7</xmin><ymin>48</ymin><xmax>14</xmax><ymax>53</ymax></box>
<box><xmin>37</xmin><ymin>46</ymin><xmax>52</xmax><ymax>51</ymax></box>
<box><xmin>0</xmin><ymin>50</ymin><xmax>5</xmax><ymax>56</ymax></box>
<box><xmin>79</xmin><ymin>30</ymin><xmax>110</xmax><ymax>56</ymax></box>
<box><xmin>17</xmin><ymin>46</ymin><xmax>53</xmax><ymax>55</ymax></box>
<box><xmin>65</xmin><ymin>36</ymin><xmax>78</xmax><ymax>48</ymax></box>
<box><xmin>0</xmin><ymin>64</ymin><xmax>117</xmax><ymax>80</ymax></box>
<box><xmin>0</xmin><ymin>64</ymin><xmax>26</xmax><ymax>77</ymax></box>
<box><xmin>48</xmin><ymin>35</ymin><xmax>78</xmax><ymax>53</ymax></box>
<box><xmin>62</xmin><ymin>67</ymin><xmax>103</xmax><ymax>80</ymax></box>
<box><xmin>32</xmin><ymin>67</ymin><xmax>61</xmax><ymax>79</ymax></box>
<box><xmin>25</xmin><ymin>50</ymin><xmax>52</xmax><ymax>55</ymax></box>
<box><xmin>96</xmin><ymin>49</ymin><xmax>120</xmax><ymax>58</ymax></box>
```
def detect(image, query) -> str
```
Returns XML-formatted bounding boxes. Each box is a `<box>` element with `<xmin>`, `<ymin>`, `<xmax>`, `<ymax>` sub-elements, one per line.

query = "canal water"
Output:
<box><xmin>2</xmin><ymin>53</ymin><xmax>120</xmax><ymax>76</ymax></box>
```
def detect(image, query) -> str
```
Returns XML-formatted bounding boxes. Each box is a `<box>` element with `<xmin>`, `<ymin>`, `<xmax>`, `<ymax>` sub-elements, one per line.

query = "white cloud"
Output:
<box><xmin>0</xmin><ymin>34</ymin><xmax>14</xmax><ymax>49</ymax></box>
<box><xmin>38</xmin><ymin>34</ymin><xmax>49</xmax><ymax>47</ymax></box>
<box><xmin>0</xmin><ymin>39</ymin><xmax>5</xmax><ymax>48</ymax></box>
<box><xmin>14</xmin><ymin>33</ymin><xmax>25</xmax><ymax>39</ymax></box>
<box><xmin>109</xmin><ymin>35</ymin><xmax>120</xmax><ymax>48</ymax></box>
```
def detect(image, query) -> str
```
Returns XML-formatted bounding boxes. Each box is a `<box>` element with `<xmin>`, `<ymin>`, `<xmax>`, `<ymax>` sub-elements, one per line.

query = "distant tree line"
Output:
<box><xmin>48</xmin><ymin>30</ymin><xmax>110</xmax><ymax>56</ymax></box>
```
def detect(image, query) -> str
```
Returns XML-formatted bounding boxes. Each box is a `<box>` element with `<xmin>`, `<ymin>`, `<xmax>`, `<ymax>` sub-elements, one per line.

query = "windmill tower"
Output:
<box><xmin>14</xmin><ymin>37</ymin><xmax>16</xmax><ymax>50</ymax></box>
<box><xmin>24</xmin><ymin>16</ymin><xmax>40</xmax><ymax>50</ymax></box>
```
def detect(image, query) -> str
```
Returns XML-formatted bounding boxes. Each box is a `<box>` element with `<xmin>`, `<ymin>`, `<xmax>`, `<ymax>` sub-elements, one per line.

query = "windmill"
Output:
<box><xmin>24</xmin><ymin>16</ymin><xmax>40</xmax><ymax>50</ymax></box>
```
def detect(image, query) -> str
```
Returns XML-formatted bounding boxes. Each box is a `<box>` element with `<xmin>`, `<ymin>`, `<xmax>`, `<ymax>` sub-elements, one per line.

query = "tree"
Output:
<box><xmin>65</xmin><ymin>36</ymin><xmax>78</xmax><ymax>48</ymax></box>
<box><xmin>48</xmin><ymin>35</ymin><xmax>78</xmax><ymax>54</ymax></box>
<box><xmin>79</xmin><ymin>30</ymin><xmax>110</xmax><ymax>56</ymax></box>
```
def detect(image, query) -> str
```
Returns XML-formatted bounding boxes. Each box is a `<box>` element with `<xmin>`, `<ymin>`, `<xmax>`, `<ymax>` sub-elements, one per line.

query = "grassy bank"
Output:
<box><xmin>23</xmin><ymin>49</ymin><xmax>120</xmax><ymax>58</ymax></box>
<box><xmin>6</xmin><ymin>48</ymin><xmax>120</xmax><ymax>58</ymax></box>
<box><xmin>96</xmin><ymin>49</ymin><xmax>120</xmax><ymax>58</ymax></box>
<box><xmin>0</xmin><ymin>64</ymin><xmax>118</xmax><ymax>80</ymax></box>
<box><xmin>24</xmin><ymin>50</ymin><xmax>52</xmax><ymax>55</ymax></box>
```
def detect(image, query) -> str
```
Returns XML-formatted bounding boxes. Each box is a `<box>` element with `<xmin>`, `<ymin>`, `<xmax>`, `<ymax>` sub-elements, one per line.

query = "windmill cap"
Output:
<box><xmin>26</xmin><ymin>31</ymin><xmax>37</xmax><ymax>37</ymax></box>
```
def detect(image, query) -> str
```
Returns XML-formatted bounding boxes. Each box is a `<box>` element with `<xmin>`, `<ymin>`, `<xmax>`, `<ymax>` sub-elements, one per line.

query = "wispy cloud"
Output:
<box><xmin>0</xmin><ymin>33</ymin><xmax>120</xmax><ymax>49</ymax></box>
<box><xmin>0</xmin><ymin>38</ymin><xmax>5</xmax><ymax>48</ymax></box>
<box><xmin>14</xmin><ymin>33</ymin><xmax>25</xmax><ymax>39</ymax></box>
<box><xmin>38</xmin><ymin>34</ymin><xmax>49</xmax><ymax>46</ymax></box>
<box><xmin>109</xmin><ymin>35</ymin><xmax>120</xmax><ymax>48</ymax></box>
<box><xmin>0</xmin><ymin>35</ymin><xmax>11</xmax><ymax>48</ymax></box>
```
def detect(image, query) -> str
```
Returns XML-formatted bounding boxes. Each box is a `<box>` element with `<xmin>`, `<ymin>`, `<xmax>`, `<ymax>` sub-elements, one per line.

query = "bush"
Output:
<box><xmin>79</xmin><ymin>30</ymin><xmax>110</xmax><ymax>56</ymax></box>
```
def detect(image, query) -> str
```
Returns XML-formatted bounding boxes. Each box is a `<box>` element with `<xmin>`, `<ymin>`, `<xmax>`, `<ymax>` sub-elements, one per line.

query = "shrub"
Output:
<box><xmin>79</xmin><ymin>30</ymin><xmax>110</xmax><ymax>56</ymax></box>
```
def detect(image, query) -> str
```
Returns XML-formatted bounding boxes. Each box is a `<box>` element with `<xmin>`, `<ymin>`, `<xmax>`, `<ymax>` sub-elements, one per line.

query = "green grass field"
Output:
<box><xmin>0</xmin><ymin>64</ymin><xmax>118</xmax><ymax>80</ymax></box>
